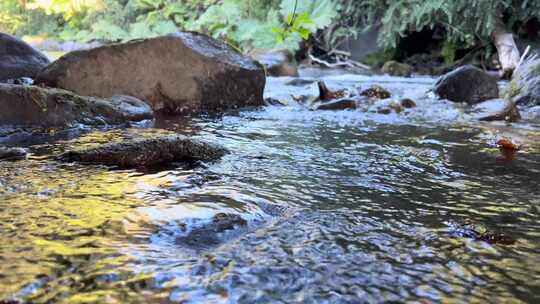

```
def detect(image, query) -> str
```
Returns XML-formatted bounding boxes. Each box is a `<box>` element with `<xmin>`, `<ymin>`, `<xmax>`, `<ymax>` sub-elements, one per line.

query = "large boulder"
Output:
<box><xmin>249</xmin><ymin>48</ymin><xmax>299</xmax><ymax>77</ymax></box>
<box><xmin>434</xmin><ymin>65</ymin><xmax>499</xmax><ymax>104</ymax></box>
<box><xmin>0</xmin><ymin>33</ymin><xmax>50</xmax><ymax>81</ymax></box>
<box><xmin>58</xmin><ymin>133</ymin><xmax>227</xmax><ymax>168</ymax></box>
<box><xmin>0</xmin><ymin>83</ymin><xmax>153</xmax><ymax>129</ymax></box>
<box><xmin>36</xmin><ymin>32</ymin><xmax>266</xmax><ymax>114</ymax></box>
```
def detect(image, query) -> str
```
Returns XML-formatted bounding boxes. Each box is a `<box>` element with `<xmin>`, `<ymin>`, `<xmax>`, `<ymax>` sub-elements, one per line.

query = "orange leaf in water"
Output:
<box><xmin>496</xmin><ymin>137</ymin><xmax>520</xmax><ymax>162</ymax></box>
<box><xmin>496</xmin><ymin>138</ymin><xmax>520</xmax><ymax>151</ymax></box>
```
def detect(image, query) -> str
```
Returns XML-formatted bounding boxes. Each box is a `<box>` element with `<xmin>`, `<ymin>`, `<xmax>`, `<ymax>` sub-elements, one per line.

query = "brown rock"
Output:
<box><xmin>0</xmin><ymin>83</ymin><xmax>153</xmax><ymax>129</ymax></box>
<box><xmin>315</xmin><ymin>98</ymin><xmax>358</xmax><ymax>111</ymax></box>
<box><xmin>360</xmin><ymin>85</ymin><xmax>391</xmax><ymax>99</ymax></box>
<box><xmin>400</xmin><ymin>98</ymin><xmax>417</xmax><ymax>108</ymax></box>
<box><xmin>36</xmin><ymin>32</ymin><xmax>265</xmax><ymax>114</ymax></box>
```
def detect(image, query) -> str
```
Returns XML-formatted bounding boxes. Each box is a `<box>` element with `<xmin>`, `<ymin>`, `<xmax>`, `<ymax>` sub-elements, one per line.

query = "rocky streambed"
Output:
<box><xmin>1</xmin><ymin>32</ymin><xmax>540</xmax><ymax>303</ymax></box>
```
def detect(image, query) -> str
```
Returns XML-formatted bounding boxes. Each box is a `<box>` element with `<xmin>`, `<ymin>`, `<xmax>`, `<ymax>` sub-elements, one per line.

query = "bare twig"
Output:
<box><xmin>309</xmin><ymin>54</ymin><xmax>371</xmax><ymax>70</ymax></box>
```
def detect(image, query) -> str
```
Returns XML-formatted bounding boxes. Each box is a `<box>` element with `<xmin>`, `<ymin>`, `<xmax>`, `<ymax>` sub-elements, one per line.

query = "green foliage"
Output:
<box><xmin>4</xmin><ymin>0</ymin><xmax>540</xmax><ymax>59</ymax></box>
<box><xmin>3</xmin><ymin>0</ymin><xmax>336</xmax><ymax>51</ymax></box>
<box><xmin>344</xmin><ymin>0</ymin><xmax>540</xmax><ymax>50</ymax></box>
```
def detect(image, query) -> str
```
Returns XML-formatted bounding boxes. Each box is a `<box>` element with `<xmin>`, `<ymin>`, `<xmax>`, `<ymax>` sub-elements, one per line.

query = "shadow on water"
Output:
<box><xmin>1</xmin><ymin>75</ymin><xmax>540</xmax><ymax>303</ymax></box>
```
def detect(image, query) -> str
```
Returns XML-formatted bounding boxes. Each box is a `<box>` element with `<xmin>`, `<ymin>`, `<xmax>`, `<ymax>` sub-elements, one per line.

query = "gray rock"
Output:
<box><xmin>434</xmin><ymin>65</ymin><xmax>499</xmax><ymax>104</ymax></box>
<box><xmin>0</xmin><ymin>147</ymin><xmax>27</xmax><ymax>161</ymax></box>
<box><xmin>469</xmin><ymin>99</ymin><xmax>521</xmax><ymax>122</ymax></box>
<box><xmin>58</xmin><ymin>134</ymin><xmax>227</xmax><ymax>168</ymax></box>
<box><xmin>0</xmin><ymin>84</ymin><xmax>153</xmax><ymax>129</ymax></box>
<box><xmin>36</xmin><ymin>32</ymin><xmax>265</xmax><ymax>114</ymax></box>
<box><xmin>0</xmin><ymin>33</ymin><xmax>50</xmax><ymax>81</ymax></box>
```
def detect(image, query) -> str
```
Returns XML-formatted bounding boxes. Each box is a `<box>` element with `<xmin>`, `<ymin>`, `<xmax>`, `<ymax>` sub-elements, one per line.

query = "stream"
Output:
<box><xmin>1</xmin><ymin>74</ymin><xmax>540</xmax><ymax>303</ymax></box>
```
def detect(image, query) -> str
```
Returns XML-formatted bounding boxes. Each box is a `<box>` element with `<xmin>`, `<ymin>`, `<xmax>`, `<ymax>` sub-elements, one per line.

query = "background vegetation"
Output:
<box><xmin>2</xmin><ymin>0</ymin><xmax>540</xmax><ymax>63</ymax></box>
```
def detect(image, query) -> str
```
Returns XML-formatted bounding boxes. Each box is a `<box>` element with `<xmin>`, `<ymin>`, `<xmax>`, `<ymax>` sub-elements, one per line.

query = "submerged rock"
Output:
<box><xmin>0</xmin><ymin>147</ymin><xmax>27</xmax><ymax>161</ymax></box>
<box><xmin>0</xmin><ymin>84</ymin><xmax>153</xmax><ymax>130</ymax></box>
<box><xmin>36</xmin><ymin>32</ymin><xmax>265</xmax><ymax>114</ymax></box>
<box><xmin>470</xmin><ymin>99</ymin><xmax>521</xmax><ymax>122</ymax></box>
<box><xmin>373</xmin><ymin>100</ymin><xmax>403</xmax><ymax>114</ymax></box>
<box><xmin>381</xmin><ymin>60</ymin><xmax>412</xmax><ymax>77</ymax></box>
<box><xmin>58</xmin><ymin>134</ymin><xmax>227</xmax><ymax>168</ymax></box>
<box><xmin>0</xmin><ymin>33</ymin><xmax>50</xmax><ymax>82</ymax></box>
<box><xmin>249</xmin><ymin>48</ymin><xmax>298</xmax><ymax>77</ymax></box>
<box><xmin>434</xmin><ymin>65</ymin><xmax>499</xmax><ymax>104</ymax></box>
<box><xmin>175</xmin><ymin>213</ymin><xmax>248</xmax><ymax>248</ymax></box>
<box><xmin>400</xmin><ymin>98</ymin><xmax>417</xmax><ymax>108</ymax></box>
<box><xmin>448</xmin><ymin>221</ymin><xmax>516</xmax><ymax>245</ymax></box>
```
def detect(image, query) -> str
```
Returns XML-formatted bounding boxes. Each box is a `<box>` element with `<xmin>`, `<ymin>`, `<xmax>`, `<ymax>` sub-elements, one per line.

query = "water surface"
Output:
<box><xmin>1</xmin><ymin>75</ymin><xmax>540</xmax><ymax>303</ymax></box>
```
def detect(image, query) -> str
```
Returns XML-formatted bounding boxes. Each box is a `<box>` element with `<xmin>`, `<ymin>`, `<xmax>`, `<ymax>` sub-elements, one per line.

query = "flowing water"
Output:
<box><xmin>1</xmin><ymin>75</ymin><xmax>540</xmax><ymax>303</ymax></box>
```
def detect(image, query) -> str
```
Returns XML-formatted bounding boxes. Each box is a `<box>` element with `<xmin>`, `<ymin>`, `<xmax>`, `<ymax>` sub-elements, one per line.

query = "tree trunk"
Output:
<box><xmin>491</xmin><ymin>16</ymin><xmax>520</xmax><ymax>78</ymax></box>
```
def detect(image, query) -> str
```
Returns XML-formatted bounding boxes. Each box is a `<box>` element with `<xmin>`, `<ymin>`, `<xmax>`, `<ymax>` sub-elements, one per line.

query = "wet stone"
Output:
<box><xmin>0</xmin><ymin>147</ymin><xmax>27</xmax><ymax>161</ymax></box>
<box><xmin>360</xmin><ymin>85</ymin><xmax>392</xmax><ymax>99</ymax></box>
<box><xmin>400</xmin><ymin>98</ymin><xmax>417</xmax><ymax>108</ymax></box>
<box><xmin>434</xmin><ymin>65</ymin><xmax>499</xmax><ymax>104</ymax></box>
<box><xmin>57</xmin><ymin>133</ymin><xmax>227</xmax><ymax>168</ymax></box>
<box><xmin>314</xmin><ymin>98</ymin><xmax>358</xmax><ymax>111</ymax></box>
<box><xmin>381</xmin><ymin>60</ymin><xmax>413</xmax><ymax>77</ymax></box>
<box><xmin>448</xmin><ymin>221</ymin><xmax>516</xmax><ymax>246</ymax></box>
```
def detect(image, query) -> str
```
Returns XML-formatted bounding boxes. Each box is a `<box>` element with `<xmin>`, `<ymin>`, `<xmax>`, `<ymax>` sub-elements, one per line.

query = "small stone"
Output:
<box><xmin>0</xmin><ymin>147</ymin><xmax>27</xmax><ymax>161</ymax></box>
<box><xmin>315</xmin><ymin>98</ymin><xmax>358</xmax><ymax>111</ymax></box>
<box><xmin>400</xmin><ymin>98</ymin><xmax>417</xmax><ymax>108</ymax></box>
<box><xmin>212</xmin><ymin>213</ymin><xmax>247</xmax><ymax>232</ymax></box>
<box><xmin>381</xmin><ymin>60</ymin><xmax>413</xmax><ymax>77</ymax></box>
<box><xmin>360</xmin><ymin>85</ymin><xmax>391</xmax><ymax>99</ymax></box>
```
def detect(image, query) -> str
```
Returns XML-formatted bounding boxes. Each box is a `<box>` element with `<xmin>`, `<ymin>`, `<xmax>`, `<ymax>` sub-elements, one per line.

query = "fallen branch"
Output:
<box><xmin>309</xmin><ymin>54</ymin><xmax>371</xmax><ymax>70</ymax></box>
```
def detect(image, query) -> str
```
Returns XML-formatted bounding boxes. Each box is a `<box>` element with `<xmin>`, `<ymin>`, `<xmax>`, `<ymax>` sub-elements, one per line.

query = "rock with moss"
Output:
<box><xmin>0</xmin><ymin>84</ymin><xmax>153</xmax><ymax>131</ymax></box>
<box><xmin>57</xmin><ymin>133</ymin><xmax>227</xmax><ymax>168</ymax></box>
<box><xmin>381</xmin><ymin>61</ymin><xmax>412</xmax><ymax>77</ymax></box>
<box><xmin>36</xmin><ymin>32</ymin><xmax>265</xmax><ymax>114</ymax></box>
